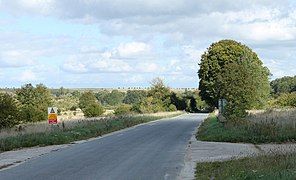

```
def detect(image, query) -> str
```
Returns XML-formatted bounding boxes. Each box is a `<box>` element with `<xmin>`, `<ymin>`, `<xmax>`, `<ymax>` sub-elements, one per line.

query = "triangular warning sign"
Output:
<box><xmin>50</xmin><ymin>108</ymin><xmax>55</xmax><ymax>114</ymax></box>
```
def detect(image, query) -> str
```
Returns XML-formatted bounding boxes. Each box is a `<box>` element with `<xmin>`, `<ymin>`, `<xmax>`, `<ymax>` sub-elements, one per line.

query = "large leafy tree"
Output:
<box><xmin>198</xmin><ymin>40</ymin><xmax>270</xmax><ymax>109</ymax></box>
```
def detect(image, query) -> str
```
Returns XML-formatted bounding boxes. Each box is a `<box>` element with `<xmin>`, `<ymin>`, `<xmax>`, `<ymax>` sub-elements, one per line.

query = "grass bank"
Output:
<box><xmin>0</xmin><ymin>112</ymin><xmax>183</xmax><ymax>152</ymax></box>
<box><xmin>197</xmin><ymin>111</ymin><xmax>296</xmax><ymax>144</ymax></box>
<box><xmin>196</xmin><ymin>153</ymin><xmax>296</xmax><ymax>179</ymax></box>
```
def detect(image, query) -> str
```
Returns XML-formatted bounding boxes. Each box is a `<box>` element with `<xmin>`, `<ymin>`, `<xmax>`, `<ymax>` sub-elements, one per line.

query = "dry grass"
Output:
<box><xmin>0</xmin><ymin>111</ymin><xmax>183</xmax><ymax>139</ymax></box>
<box><xmin>248</xmin><ymin>108</ymin><xmax>296</xmax><ymax>126</ymax></box>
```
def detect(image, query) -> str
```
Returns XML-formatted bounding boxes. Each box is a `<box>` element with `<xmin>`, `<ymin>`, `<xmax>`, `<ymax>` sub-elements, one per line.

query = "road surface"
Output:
<box><xmin>0</xmin><ymin>113</ymin><xmax>207</xmax><ymax>180</ymax></box>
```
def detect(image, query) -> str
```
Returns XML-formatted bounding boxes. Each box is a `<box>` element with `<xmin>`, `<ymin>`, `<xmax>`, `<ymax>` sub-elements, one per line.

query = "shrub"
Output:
<box><xmin>114</xmin><ymin>104</ymin><xmax>132</xmax><ymax>115</ymax></box>
<box><xmin>83</xmin><ymin>103</ymin><xmax>104</xmax><ymax>118</ymax></box>
<box><xmin>275</xmin><ymin>93</ymin><xmax>296</xmax><ymax>108</ymax></box>
<box><xmin>168</xmin><ymin>104</ymin><xmax>177</xmax><ymax>112</ymax></box>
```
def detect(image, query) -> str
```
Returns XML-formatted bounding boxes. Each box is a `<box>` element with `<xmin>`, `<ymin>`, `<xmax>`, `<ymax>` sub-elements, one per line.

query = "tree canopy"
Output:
<box><xmin>16</xmin><ymin>83</ymin><xmax>53</xmax><ymax>122</ymax></box>
<box><xmin>198</xmin><ymin>40</ymin><xmax>270</xmax><ymax>115</ymax></box>
<box><xmin>270</xmin><ymin>76</ymin><xmax>296</xmax><ymax>96</ymax></box>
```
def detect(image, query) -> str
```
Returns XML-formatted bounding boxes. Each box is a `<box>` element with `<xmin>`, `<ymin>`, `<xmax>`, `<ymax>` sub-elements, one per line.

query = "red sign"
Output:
<box><xmin>48</xmin><ymin>114</ymin><xmax>58</xmax><ymax>124</ymax></box>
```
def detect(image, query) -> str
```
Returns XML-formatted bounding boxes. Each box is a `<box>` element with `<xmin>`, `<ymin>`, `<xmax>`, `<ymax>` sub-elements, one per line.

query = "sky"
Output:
<box><xmin>0</xmin><ymin>0</ymin><xmax>295</xmax><ymax>88</ymax></box>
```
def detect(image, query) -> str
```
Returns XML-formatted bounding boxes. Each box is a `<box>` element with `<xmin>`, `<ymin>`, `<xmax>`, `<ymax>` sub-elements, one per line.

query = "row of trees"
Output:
<box><xmin>78</xmin><ymin>78</ymin><xmax>209</xmax><ymax>117</ymax></box>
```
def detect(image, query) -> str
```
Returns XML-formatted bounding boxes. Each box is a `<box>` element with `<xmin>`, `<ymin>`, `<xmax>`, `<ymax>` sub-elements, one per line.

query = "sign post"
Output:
<box><xmin>48</xmin><ymin>107</ymin><xmax>58</xmax><ymax>124</ymax></box>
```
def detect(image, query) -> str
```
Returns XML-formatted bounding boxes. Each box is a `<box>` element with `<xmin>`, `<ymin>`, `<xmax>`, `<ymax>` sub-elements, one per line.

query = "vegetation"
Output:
<box><xmin>196</xmin><ymin>153</ymin><xmax>296</xmax><ymax>180</ymax></box>
<box><xmin>271</xmin><ymin>75</ymin><xmax>296</xmax><ymax>96</ymax></box>
<box><xmin>0</xmin><ymin>93</ymin><xmax>19</xmax><ymax>128</ymax></box>
<box><xmin>198</xmin><ymin>40</ymin><xmax>270</xmax><ymax>119</ymax></box>
<box><xmin>96</xmin><ymin>90</ymin><xmax>125</xmax><ymax>106</ymax></box>
<box><xmin>79</xmin><ymin>92</ymin><xmax>104</xmax><ymax>117</ymax></box>
<box><xmin>16</xmin><ymin>84</ymin><xmax>53</xmax><ymax>123</ymax></box>
<box><xmin>123</xmin><ymin>90</ymin><xmax>147</xmax><ymax>104</ymax></box>
<box><xmin>114</xmin><ymin>104</ymin><xmax>132</xmax><ymax>115</ymax></box>
<box><xmin>197</xmin><ymin>111</ymin><xmax>296</xmax><ymax>144</ymax></box>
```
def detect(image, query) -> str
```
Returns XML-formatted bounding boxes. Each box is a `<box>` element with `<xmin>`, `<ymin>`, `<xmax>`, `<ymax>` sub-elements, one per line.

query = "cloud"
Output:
<box><xmin>19</xmin><ymin>69</ymin><xmax>37</xmax><ymax>82</ymax></box>
<box><xmin>112</xmin><ymin>42</ymin><xmax>151</xmax><ymax>58</ymax></box>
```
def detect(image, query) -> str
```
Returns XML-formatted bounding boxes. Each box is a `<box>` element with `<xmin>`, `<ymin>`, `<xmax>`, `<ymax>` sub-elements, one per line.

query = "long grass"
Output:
<box><xmin>197</xmin><ymin>109</ymin><xmax>296</xmax><ymax>144</ymax></box>
<box><xmin>196</xmin><ymin>152</ymin><xmax>296</xmax><ymax>179</ymax></box>
<box><xmin>0</xmin><ymin>112</ymin><xmax>183</xmax><ymax>152</ymax></box>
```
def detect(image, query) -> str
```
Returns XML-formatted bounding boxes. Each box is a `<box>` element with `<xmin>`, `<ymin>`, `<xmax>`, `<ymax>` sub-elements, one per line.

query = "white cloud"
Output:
<box><xmin>19</xmin><ymin>69</ymin><xmax>37</xmax><ymax>82</ymax></box>
<box><xmin>114</xmin><ymin>42</ymin><xmax>151</xmax><ymax>58</ymax></box>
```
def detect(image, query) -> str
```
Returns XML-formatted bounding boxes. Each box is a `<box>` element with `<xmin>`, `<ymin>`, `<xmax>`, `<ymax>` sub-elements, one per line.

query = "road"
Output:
<box><xmin>0</xmin><ymin>113</ymin><xmax>207</xmax><ymax>180</ymax></box>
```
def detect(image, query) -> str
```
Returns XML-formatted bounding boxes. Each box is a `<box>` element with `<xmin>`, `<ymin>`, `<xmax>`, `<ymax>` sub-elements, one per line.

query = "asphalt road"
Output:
<box><xmin>0</xmin><ymin>113</ymin><xmax>207</xmax><ymax>180</ymax></box>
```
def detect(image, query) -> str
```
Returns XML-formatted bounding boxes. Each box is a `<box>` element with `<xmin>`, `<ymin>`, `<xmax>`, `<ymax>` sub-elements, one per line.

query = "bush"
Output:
<box><xmin>83</xmin><ymin>103</ymin><xmax>104</xmax><ymax>118</ymax></box>
<box><xmin>168</xmin><ymin>104</ymin><xmax>177</xmax><ymax>112</ymax></box>
<box><xmin>0</xmin><ymin>93</ymin><xmax>20</xmax><ymax>128</ymax></box>
<box><xmin>114</xmin><ymin>104</ymin><xmax>132</xmax><ymax>115</ymax></box>
<box><xmin>274</xmin><ymin>93</ymin><xmax>296</xmax><ymax>108</ymax></box>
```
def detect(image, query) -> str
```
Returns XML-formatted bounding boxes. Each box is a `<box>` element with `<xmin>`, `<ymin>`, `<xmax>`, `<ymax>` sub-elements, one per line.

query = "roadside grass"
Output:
<box><xmin>0</xmin><ymin>112</ymin><xmax>184</xmax><ymax>152</ymax></box>
<box><xmin>197</xmin><ymin>109</ymin><xmax>296</xmax><ymax>144</ymax></box>
<box><xmin>196</xmin><ymin>152</ymin><xmax>296</xmax><ymax>180</ymax></box>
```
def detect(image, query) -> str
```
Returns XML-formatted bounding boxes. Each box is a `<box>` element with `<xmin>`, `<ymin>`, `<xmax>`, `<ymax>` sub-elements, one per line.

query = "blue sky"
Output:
<box><xmin>0</xmin><ymin>0</ymin><xmax>295</xmax><ymax>88</ymax></box>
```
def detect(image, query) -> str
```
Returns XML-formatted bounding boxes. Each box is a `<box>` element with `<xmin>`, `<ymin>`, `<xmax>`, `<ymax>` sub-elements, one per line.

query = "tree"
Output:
<box><xmin>114</xmin><ymin>104</ymin><xmax>132</xmax><ymax>115</ymax></box>
<box><xmin>146</xmin><ymin>77</ymin><xmax>172</xmax><ymax>111</ymax></box>
<box><xmin>16</xmin><ymin>83</ymin><xmax>53</xmax><ymax>122</ymax></box>
<box><xmin>105</xmin><ymin>90</ymin><xmax>125</xmax><ymax>106</ymax></box>
<box><xmin>198</xmin><ymin>40</ymin><xmax>270</xmax><ymax>110</ymax></box>
<box><xmin>83</xmin><ymin>103</ymin><xmax>104</xmax><ymax>117</ymax></box>
<box><xmin>78</xmin><ymin>92</ymin><xmax>97</xmax><ymax>110</ymax></box>
<box><xmin>79</xmin><ymin>91</ymin><xmax>105</xmax><ymax>117</ymax></box>
<box><xmin>0</xmin><ymin>93</ymin><xmax>19</xmax><ymax>128</ymax></box>
<box><xmin>123</xmin><ymin>90</ymin><xmax>147</xmax><ymax>104</ymax></box>
<box><xmin>270</xmin><ymin>76</ymin><xmax>296</xmax><ymax>96</ymax></box>
<box><xmin>139</xmin><ymin>96</ymin><xmax>165</xmax><ymax>113</ymax></box>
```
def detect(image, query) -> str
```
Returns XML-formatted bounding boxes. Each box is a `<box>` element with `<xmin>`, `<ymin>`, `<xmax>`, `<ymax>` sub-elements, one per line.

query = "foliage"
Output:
<box><xmin>95</xmin><ymin>90</ymin><xmax>109</xmax><ymax>106</ymax></box>
<box><xmin>138</xmin><ymin>77</ymin><xmax>173</xmax><ymax>113</ymax></box>
<box><xmin>79</xmin><ymin>91</ymin><xmax>104</xmax><ymax>117</ymax></box>
<box><xmin>78</xmin><ymin>91</ymin><xmax>97</xmax><ymax>110</ymax></box>
<box><xmin>105</xmin><ymin>90</ymin><xmax>125</xmax><ymax>106</ymax></box>
<box><xmin>123</xmin><ymin>90</ymin><xmax>147</xmax><ymax>104</ymax></box>
<box><xmin>96</xmin><ymin>90</ymin><xmax>125</xmax><ymax>106</ymax></box>
<box><xmin>198</xmin><ymin>39</ymin><xmax>270</xmax><ymax>110</ymax></box>
<box><xmin>114</xmin><ymin>104</ymin><xmax>132</xmax><ymax>115</ymax></box>
<box><xmin>273</xmin><ymin>93</ymin><xmax>296</xmax><ymax>108</ymax></box>
<box><xmin>83</xmin><ymin>103</ymin><xmax>104</xmax><ymax>117</ymax></box>
<box><xmin>0</xmin><ymin>93</ymin><xmax>19</xmax><ymax>128</ymax></box>
<box><xmin>271</xmin><ymin>75</ymin><xmax>296</xmax><ymax>96</ymax></box>
<box><xmin>139</xmin><ymin>96</ymin><xmax>165</xmax><ymax>113</ymax></box>
<box><xmin>168</xmin><ymin>104</ymin><xmax>177</xmax><ymax>111</ymax></box>
<box><xmin>196</xmin><ymin>153</ymin><xmax>296</xmax><ymax>180</ymax></box>
<box><xmin>16</xmin><ymin>84</ymin><xmax>53</xmax><ymax>122</ymax></box>
<box><xmin>170</xmin><ymin>90</ymin><xmax>209</xmax><ymax>112</ymax></box>
<box><xmin>148</xmin><ymin>77</ymin><xmax>172</xmax><ymax>108</ymax></box>
<box><xmin>218</xmin><ymin>58</ymin><xmax>270</xmax><ymax>120</ymax></box>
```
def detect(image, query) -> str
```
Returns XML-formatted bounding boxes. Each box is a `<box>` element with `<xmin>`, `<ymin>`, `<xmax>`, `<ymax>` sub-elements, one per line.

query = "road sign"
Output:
<box><xmin>48</xmin><ymin>107</ymin><xmax>58</xmax><ymax>124</ymax></box>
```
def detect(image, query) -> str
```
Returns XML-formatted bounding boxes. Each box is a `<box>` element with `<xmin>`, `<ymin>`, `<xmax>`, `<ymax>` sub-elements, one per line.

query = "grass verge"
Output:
<box><xmin>197</xmin><ymin>114</ymin><xmax>296</xmax><ymax>144</ymax></box>
<box><xmin>195</xmin><ymin>153</ymin><xmax>296</xmax><ymax>180</ymax></box>
<box><xmin>0</xmin><ymin>113</ymin><xmax>182</xmax><ymax>152</ymax></box>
